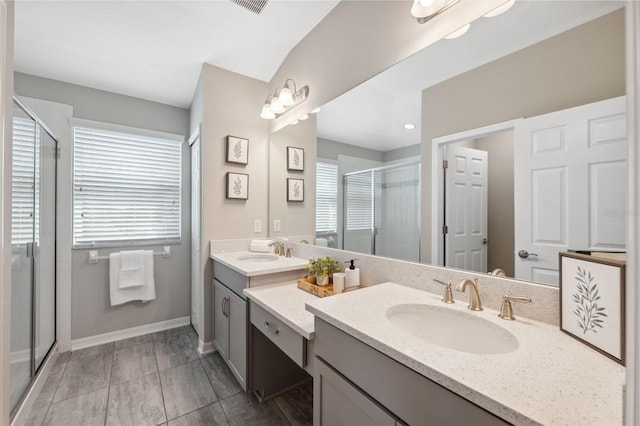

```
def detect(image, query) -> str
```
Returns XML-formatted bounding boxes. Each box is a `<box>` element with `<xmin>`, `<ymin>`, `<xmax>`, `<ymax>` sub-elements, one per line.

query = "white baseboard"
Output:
<box><xmin>198</xmin><ymin>338</ymin><xmax>215</xmax><ymax>356</ymax></box>
<box><xmin>71</xmin><ymin>316</ymin><xmax>190</xmax><ymax>351</ymax></box>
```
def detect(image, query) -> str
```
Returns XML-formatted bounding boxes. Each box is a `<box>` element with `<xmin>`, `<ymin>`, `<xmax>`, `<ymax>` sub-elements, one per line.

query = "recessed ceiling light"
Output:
<box><xmin>483</xmin><ymin>0</ymin><xmax>515</xmax><ymax>18</ymax></box>
<box><xmin>404</xmin><ymin>123</ymin><xmax>416</xmax><ymax>130</ymax></box>
<box><xmin>444</xmin><ymin>23</ymin><xmax>471</xmax><ymax>40</ymax></box>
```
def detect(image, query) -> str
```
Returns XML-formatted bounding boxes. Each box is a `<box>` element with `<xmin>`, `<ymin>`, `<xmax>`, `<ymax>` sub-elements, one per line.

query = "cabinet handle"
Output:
<box><xmin>264</xmin><ymin>321</ymin><xmax>279</xmax><ymax>335</ymax></box>
<box><xmin>222</xmin><ymin>297</ymin><xmax>229</xmax><ymax>317</ymax></box>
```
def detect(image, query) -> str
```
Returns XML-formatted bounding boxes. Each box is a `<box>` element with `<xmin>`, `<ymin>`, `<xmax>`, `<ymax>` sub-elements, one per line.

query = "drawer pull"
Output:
<box><xmin>264</xmin><ymin>321</ymin><xmax>280</xmax><ymax>335</ymax></box>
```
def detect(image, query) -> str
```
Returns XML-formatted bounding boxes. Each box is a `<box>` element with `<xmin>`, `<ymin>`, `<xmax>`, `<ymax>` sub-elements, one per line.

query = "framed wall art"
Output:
<box><xmin>226</xmin><ymin>172</ymin><xmax>249</xmax><ymax>200</ymax></box>
<box><xmin>287</xmin><ymin>146</ymin><xmax>304</xmax><ymax>171</ymax></box>
<box><xmin>559</xmin><ymin>252</ymin><xmax>625</xmax><ymax>365</ymax></box>
<box><xmin>287</xmin><ymin>178</ymin><xmax>304</xmax><ymax>202</ymax></box>
<box><xmin>226</xmin><ymin>135</ymin><xmax>249</xmax><ymax>165</ymax></box>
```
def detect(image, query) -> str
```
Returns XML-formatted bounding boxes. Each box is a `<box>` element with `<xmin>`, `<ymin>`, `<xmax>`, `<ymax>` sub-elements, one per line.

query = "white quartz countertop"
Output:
<box><xmin>210</xmin><ymin>251</ymin><xmax>308</xmax><ymax>277</ymax></box>
<box><xmin>305</xmin><ymin>282</ymin><xmax>625</xmax><ymax>426</ymax></box>
<box><xmin>243</xmin><ymin>282</ymin><xmax>317</xmax><ymax>339</ymax></box>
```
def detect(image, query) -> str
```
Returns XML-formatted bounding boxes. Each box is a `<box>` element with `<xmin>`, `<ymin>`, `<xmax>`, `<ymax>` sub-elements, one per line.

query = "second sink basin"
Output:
<box><xmin>385</xmin><ymin>304</ymin><xmax>518</xmax><ymax>355</ymax></box>
<box><xmin>236</xmin><ymin>254</ymin><xmax>279</xmax><ymax>262</ymax></box>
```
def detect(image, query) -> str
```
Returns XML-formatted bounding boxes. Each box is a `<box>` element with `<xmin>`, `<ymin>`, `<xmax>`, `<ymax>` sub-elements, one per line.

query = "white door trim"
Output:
<box><xmin>431</xmin><ymin>119</ymin><xmax>521</xmax><ymax>266</ymax></box>
<box><xmin>625</xmin><ymin>2</ymin><xmax>639</xmax><ymax>424</ymax></box>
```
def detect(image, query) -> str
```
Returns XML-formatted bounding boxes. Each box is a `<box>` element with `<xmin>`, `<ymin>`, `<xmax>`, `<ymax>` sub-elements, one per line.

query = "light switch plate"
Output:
<box><xmin>273</xmin><ymin>219</ymin><xmax>281</xmax><ymax>232</ymax></box>
<box><xmin>254</xmin><ymin>219</ymin><xmax>262</xmax><ymax>233</ymax></box>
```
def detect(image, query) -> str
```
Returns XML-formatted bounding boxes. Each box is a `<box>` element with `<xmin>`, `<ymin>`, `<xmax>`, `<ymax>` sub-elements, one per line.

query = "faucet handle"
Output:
<box><xmin>499</xmin><ymin>294</ymin><xmax>532</xmax><ymax>320</ymax></box>
<box><xmin>286</xmin><ymin>248</ymin><xmax>292</xmax><ymax>258</ymax></box>
<box><xmin>433</xmin><ymin>279</ymin><xmax>455</xmax><ymax>304</ymax></box>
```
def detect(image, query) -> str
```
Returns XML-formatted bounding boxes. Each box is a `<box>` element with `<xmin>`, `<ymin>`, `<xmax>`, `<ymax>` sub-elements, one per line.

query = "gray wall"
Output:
<box><xmin>15</xmin><ymin>73</ymin><xmax>192</xmax><ymax>339</ymax></box>
<box><xmin>420</xmin><ymin>9</ymin><xmax>626</xmax><ymax>263</ymax></box>
<box><xmin>317</xmin><ymin>137</ymin><xmax>383</xmax><ymax>162</ymax></box>
<box><xmin>474</xmin><ymin>131</ymin><xmax>514</xmax><ymax>277</ymax></box>
<box><xmin>384</xmin><ymin>144</ymin><xmax>420</xmax><ymax>163</ymax></box>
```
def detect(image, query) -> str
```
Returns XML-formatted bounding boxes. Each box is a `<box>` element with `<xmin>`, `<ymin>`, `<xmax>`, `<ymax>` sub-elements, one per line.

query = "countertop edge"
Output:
<box><xmin>210</xmin><ymin>252</ymin><xmax>308</xmax><ymax>277</ymax></box>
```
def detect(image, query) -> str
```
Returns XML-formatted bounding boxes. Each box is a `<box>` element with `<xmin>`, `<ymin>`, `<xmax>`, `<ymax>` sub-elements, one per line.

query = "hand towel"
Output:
<box><xmin>110</xmin><ymin>250</ymin><xmax>156</xmax><ymax>306</ymax></box>
<box><xmin>118</xmin><ymin>250</ymin><xmax>145</xmax><ymax>289</ymax></box>
<box><xmin>249</xmin><ymin>239</ymin><xmax>273</xmax><ymax>253</ymax></box>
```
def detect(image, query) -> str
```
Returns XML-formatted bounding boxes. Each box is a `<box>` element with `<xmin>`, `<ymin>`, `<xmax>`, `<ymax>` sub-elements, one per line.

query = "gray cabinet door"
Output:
<box><xmin>213</xmin><ymin>279</ymin><xmax>229</xmax><ymax>359</ymax></box>
<box><xmin>314</xmin><ymin>358</ymin><xmax>396</xmax><ymax>426</ymax></box>
<box><xmin>227</xmin><ymin>288</ymin><xmax>247</xmax><ymax>389</ymax></box>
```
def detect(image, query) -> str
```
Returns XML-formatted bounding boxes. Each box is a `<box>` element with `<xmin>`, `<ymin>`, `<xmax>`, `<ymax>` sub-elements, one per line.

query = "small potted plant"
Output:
<box><xmin>305</xmin><ymin>257</ymin><xmax>340</xmax><ymax>286</ymax></box>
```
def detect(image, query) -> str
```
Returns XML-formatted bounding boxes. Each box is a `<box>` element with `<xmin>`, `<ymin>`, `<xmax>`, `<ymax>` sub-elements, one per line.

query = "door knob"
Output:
<box><xmin>482</xmin><ymin>238</ymin><xmax>489</xmax><ymax>245</ymax></box>
<box><xmin>518</xmin><ymin>250</ymin><xmax>538</xmax><ymax>259</ymax></box>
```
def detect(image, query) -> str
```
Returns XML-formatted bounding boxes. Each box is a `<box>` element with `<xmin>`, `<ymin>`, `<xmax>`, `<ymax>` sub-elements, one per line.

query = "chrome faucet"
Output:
<box><xmin>455</xmin><ymin>277</ymin><xmax>483</xmax><ymax>311</ymax></box>
<box><xmin>268</xmin><ymin>241</ymin><xmax>285</xmax><ymax>256</ymax></box>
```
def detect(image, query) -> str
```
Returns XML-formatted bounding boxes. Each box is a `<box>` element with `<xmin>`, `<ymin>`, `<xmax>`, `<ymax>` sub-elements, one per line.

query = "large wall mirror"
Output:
<box><xmin>268</xmin><ymin>0</ymin><xmax>626</xmax><ymax>288</ymax></box>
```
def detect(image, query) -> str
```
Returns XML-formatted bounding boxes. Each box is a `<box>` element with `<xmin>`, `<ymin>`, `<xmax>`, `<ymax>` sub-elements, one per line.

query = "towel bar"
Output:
<box><xmin>88</xmin><ymin>246</ymin><xmax>171</xmax><ymax>264</ymax></box>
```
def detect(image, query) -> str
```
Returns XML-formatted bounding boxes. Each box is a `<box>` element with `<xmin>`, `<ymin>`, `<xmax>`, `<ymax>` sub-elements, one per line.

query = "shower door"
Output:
<box><xmin>343</xmin><ymin>162</ymin><xmax>420</xmax><ymax>262</ymax></box>
<box><xmin>10</xmin><ymin>98</ymin><xmax>57</xmax><ymax>417</ymax></box>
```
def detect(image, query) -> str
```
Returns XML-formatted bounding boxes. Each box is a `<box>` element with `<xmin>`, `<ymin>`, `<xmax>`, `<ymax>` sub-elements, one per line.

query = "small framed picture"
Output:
<box><xmin>287</xmin><ymin>146</ymin><xmax>304</xmax><ymax>171</ymax></box>
<box><xmin>226</xmin><ymin>135</ymin><xmax>249</xmax><ymax>165</ymax></box>
<box><xmin>226</xmin><ymin>172</ymin><xmax>249</xmax><ymax>200</ymax></box>
<box><xmin>287</xmin><ymin>178</ymin><xmax>304</xmax><ymax>202</ymax></box>
<box><xmin>559</xmin><ymin>252</ymin><xmax>626</xmax><ymax>365</ymax></box>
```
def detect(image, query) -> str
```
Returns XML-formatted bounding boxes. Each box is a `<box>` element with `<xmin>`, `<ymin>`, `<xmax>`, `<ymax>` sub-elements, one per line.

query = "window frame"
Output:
<box><xmin>71</xmin><ymin>118</ymin><xmax>184</xmax><ymax>249</ymax></box>
<box><xmin>316</xmin><ymin>159</ymin><xmax>339</xmax><ymax>235</ymax></box>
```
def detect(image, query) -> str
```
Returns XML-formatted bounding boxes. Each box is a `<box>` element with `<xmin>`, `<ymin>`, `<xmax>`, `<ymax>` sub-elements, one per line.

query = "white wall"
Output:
<box><xmin>14</xmin><ymin>73</ymin><xmax>192</xmax><ymax>340</ymax></box>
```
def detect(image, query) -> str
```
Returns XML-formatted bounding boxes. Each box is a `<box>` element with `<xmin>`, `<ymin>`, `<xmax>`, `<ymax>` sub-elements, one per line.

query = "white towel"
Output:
<box><xmin>118</xmin><ymin>250</ymin><xmax>145</xmax><ymax>289</ymax></box>
<box><xmin>249</xmin><ymin>239</ymin><xmax>273</xmax><ymax>253</ymax></box>
<box><xmin>109</xmin><ymin>250</ymin><xmax>156</xmax><ymax>306</ymax></box>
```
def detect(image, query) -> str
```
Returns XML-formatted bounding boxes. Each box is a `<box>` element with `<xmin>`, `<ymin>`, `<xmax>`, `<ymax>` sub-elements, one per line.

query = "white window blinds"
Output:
<box><xmin>316</xmin><ymin>162</ymin><xmax>338</xmax><ymax>233</ymax></box>
<box><xmin>344</xmin><ymin>171</ymin><xmax>373</xmax><ymax>231</ymax></box>
<box><xmin>73</xmin><ymin>125</ymin><xmax>182</xmax><ymax>248</ymax></box>
<box><xmin>11</xmin><ymin>117</ymin><xmax>39</xmax><ymax>245</ymax></box>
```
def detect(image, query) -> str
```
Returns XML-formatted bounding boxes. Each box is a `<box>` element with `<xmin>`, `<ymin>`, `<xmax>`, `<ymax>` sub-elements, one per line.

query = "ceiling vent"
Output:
<box><xmin>229</xmin><ymin>0</ymin><xmax>269</xmax><ymax>15</ymax></box>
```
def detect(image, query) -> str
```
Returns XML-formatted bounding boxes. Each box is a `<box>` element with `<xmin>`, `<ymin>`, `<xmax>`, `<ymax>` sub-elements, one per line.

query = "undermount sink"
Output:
<box><xmin>385</xmin><ymin>304</ymin><xmax>518</xmax><ymax>355</ymax></box>
<box><xmin>236</xmin><ymin>254</ymin><xmax>279</xmax><ymax>262</ymax></box>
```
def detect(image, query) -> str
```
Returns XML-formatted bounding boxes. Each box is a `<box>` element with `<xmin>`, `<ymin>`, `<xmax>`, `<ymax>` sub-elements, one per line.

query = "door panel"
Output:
<box><xmin>227</xmin><ymin>290</ymin><xmax>247</xmax><ymax>389</ymax></box>
<box><xmin>213</xmin><ymin>280</ymin><xmax>229</xmax><ymax>359</ymax></box>
<box><xmin>514</xmin><ymin>96</ymin><xmax>627</xmax><ymax>284</ymax></box>
<box><xmin>445</xmin><ymin>145</ymin><xmax>488</xmax><ymax>273</ymax></box>
<box><xmin>190</xmin><ymin>137</ymin><xmax>201</xmax><ymax>333</ymax></box>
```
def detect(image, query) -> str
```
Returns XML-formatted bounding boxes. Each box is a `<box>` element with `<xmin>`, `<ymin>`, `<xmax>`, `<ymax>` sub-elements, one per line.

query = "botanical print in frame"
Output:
<box><xmin>287</xmin><ymin>178</ymin><xmax>304</xmax><ymax>202</ymax></box>
<box><xmin>287</xmin><ymin>146</ymin><xmax>304</xmax><ymax>171</ymax></box>
<box><xmin>559</xmin><ymin>252</ymin><xmax>625</xmax><ymax>365</ymax></box>
<box><xmin>226</xmin><ymin>135</ymin><xmax>249</xmax><ymax>165</ymax></box>
<box><xmin>226</xmin><ymin>172</ymin><xmax>249</xmax><ymax>200</ymax></box>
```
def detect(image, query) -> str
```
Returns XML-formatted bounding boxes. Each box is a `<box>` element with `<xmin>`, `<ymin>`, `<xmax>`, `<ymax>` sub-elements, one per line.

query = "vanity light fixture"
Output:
<box><xmin>483</xmin><ymin>0</ymin><xmax>515</xmax><ymax>18</ymax></box>
<box><xmin>299</xmin><ymin>114</ymin><xmax>309</xmax><ymax>120</ymax></box>
<box><xmin>444</xmin><ymin>23</ymin><xmax>471</xmax><ymax>39</ymax></box>
<box><xmin>260</xmin><ymin>78</ymin><xmax>309</xmax><ymax>120</ymax></box>
<box><xmin>404</xmin><ymin>123</ymin><xmax>416</xmax><ymax>130</ymax></box>
<box><xmin>289</xmin><ymin>119</ymin><xmax>299</xmax><ymax>126</ymax></box>
<box><xmin>411</xmin><ymin>0</ymin><xmax>457</xmax><ymax>24</ymax></box>
<box><xmin>311</xmin><ymin>107</ymin><xmax>320</xmax><ymax>114</ymax></box>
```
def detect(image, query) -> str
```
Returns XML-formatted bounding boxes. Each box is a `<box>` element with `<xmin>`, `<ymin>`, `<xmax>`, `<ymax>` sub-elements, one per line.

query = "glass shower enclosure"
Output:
<box><xmin>10</xmin><ymin>98</ymin><xmax>57</xmax><ymax>417</ymax></box>
<box><xmin>343</xmin><ymin>162</ymin><xmax>420</xmax><ymax>262</ymax></box>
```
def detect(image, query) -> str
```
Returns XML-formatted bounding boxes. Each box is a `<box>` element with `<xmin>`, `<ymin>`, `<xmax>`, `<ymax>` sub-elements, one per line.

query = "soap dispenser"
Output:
<box><xmin>345</xmin><ymin>259</ymin><xmax>360</xmax><ymax>289</ymax></box>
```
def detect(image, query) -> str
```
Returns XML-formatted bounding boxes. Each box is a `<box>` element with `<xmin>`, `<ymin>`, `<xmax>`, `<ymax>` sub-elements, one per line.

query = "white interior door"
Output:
<box><xmin>190</xmin><ymin>135</ymin><xmax>201</xmax><ymax>334</ymax></box>
<box><xmin>444</xmin><ymin>145</ymin><xmax>488</xmax><ymax>273</ymax></box>
<box><xmin>514</xmin><ymin>96</ymin><xmax>627</xmax><ymax>285</ymax></box>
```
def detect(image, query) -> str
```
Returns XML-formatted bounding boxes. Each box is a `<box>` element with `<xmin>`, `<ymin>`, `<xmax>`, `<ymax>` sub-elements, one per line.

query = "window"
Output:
<box><xmin>344</xmin><ymin>171</ymin><xmax>373</xmax><ymax>231</ymax></box>
<box><xmin>316</xmin><ymin>161</ymin><xmax>338</xmax><ymax>233</ymax></box>
<box><xmin>73</xmin><ymin>124</ymin><xmax>182</xmax><ymax>248</ymax></box>
<box><xmin>11</xmin><ymin>117</ymin><xmax>39</xmax><ymax>244</ymax></box>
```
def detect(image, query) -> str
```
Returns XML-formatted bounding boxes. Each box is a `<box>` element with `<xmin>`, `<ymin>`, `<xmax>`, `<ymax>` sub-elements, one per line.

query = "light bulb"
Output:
<box><xmin>411</xmin><ymin>0</ymin><xmax>444</xmax><ymax>18</ymax></box>
<box><xmin>278</xmin><ymin>85</ymin><xmax>295</xmax><ymax>107</ymax></box>
<box><xmin>260</xmin><ymin>103</ymin><xmax>275</xmax><ymax>120</ymax></box>
<box><xmin>483</xmin><ymin>0</ymin><xmax>515</xmax><ymax>18</ymax></box>
<box><xmin>270</xmin><ymin>98</ymin><xmax>285</xmax><ymax>114</ymax></box>
<box><xmin>419</xmin><ymin>0</ymin><xmax>434</xmax><ymax>7</ymax></box>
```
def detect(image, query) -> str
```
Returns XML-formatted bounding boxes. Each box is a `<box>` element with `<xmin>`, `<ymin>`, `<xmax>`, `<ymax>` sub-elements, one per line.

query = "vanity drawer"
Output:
<box><xmin>250</xmin><ymin>303</ymin><xmax>306</xmax><ymax>368</ymax></box>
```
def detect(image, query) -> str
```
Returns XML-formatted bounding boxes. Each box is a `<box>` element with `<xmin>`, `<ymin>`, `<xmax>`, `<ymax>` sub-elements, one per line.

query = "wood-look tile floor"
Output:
<box><xmin>24</xmin><ymin>325</ymin><xmax>313</xmax><ymax>426</ymax></box>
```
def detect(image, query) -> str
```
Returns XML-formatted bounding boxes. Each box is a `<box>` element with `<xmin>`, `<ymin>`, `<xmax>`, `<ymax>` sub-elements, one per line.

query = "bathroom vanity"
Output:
<box><xmin>210</xmin><ymin>251</ymin><xmax>308</xmax><ymax>391</ymax></box>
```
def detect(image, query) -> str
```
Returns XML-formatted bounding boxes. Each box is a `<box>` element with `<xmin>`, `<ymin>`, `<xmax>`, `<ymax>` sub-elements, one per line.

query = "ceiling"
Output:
<box><xmin>317</xmin><ymin>0</ymin><xmax>624</xmax><ymax>152</ymax></box>
<box><xmin>14</xmin><ymin>0</ymin><xmax>340</xmax><ymax>109</ymax></box>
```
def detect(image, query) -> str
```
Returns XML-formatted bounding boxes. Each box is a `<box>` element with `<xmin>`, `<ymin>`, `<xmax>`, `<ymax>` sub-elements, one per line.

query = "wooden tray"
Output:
<box><xmin>297</xmin><ymin>277</ymin><xmax>334</xmax><ymax>298</ymax></box>
<box><xmin>297</xmin><ymin>277</ymin><xmax>363</xmax><ymax>298</ymax></box>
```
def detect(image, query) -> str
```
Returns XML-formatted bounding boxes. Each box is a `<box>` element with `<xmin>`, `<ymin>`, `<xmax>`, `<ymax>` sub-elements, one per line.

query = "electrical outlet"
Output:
<box><xmin>254</xmin><ymin>219</ymin><xmax>262</xmax><ymax>233</ymax></box>
<box><xmin>273</xmin><ymin>219</ymin><xmax>281</xmax><ymax>232</ymax></box>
